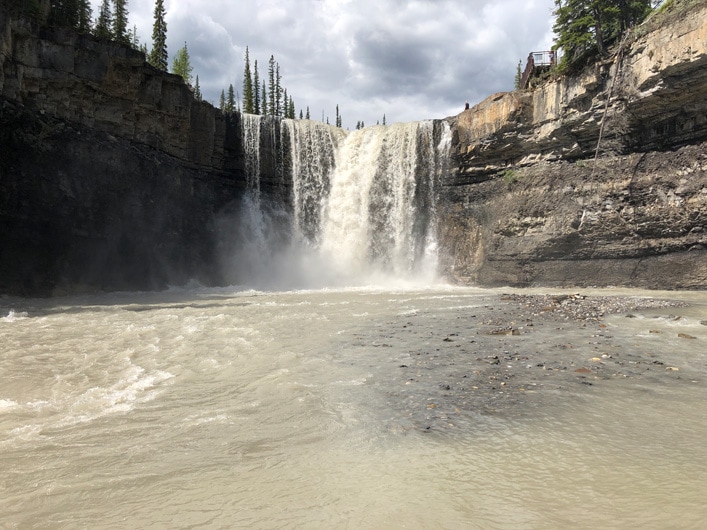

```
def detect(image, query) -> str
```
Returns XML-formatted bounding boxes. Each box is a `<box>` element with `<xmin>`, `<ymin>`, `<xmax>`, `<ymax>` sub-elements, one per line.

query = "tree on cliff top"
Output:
<box><xmin>553</xmin><ymin>0</ymin><xmax>653</xmax><ymax>70</ymax></box>
<box><xmin>77</xmin><ymin>0</ymin><xmax>91</xmax><ymax>32</ymax></box>
<box><xmin>172</xmin><ymin>42</ymin><xmax>193</xmax><ymax>84</ymax></box>
<box><xmin>242</xmin><ymin>47</ymin><xmax>254</xmax><ymax>114</ymax></box>
<box><xmin>149</xmin><ymin>0</ymin><xmax>168</xmax><ymax>71</ymax></box>
<box><xmin>194</xmin><ymin>76</ymin><xmax>202</xmax><ymax>101</ymax></box>
<box><xmin>113</xmin><ymin>0</ymin><xmax>129</xmax><ymax>44</ymax></box>
<box><xmin>253</xmin><ymin>60</ymin><xmax>261</xmax><ymax>115</ymax></box>
<box><xmin>94</xmin><ymin>0</ymin><xmax>112</xmax><ymax>40</ymax></box>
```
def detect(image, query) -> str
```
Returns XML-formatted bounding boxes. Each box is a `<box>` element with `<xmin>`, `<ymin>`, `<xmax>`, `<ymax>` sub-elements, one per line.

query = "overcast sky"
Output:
<box><xmin>90</xmin><ymin>0</ymin><xmax>556</xmax><ymax>130</ymax></box>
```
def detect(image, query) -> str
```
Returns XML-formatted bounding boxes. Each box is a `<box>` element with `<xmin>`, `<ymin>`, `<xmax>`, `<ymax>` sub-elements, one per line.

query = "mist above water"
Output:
<box><xmin>220</xmin><ymin>118</ymin><xmax>451</xmax><ymax>290</ymax></box>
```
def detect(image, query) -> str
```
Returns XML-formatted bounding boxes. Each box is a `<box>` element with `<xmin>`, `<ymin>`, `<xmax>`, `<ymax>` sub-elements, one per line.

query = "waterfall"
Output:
<box><xmin>241</xmin><ymin>113</ymin><xmax>262</xmax><ymax>198</ymax></box>
<box><xmin>319</xmin><ymin>121</ymin><xmax>448</xmax><ymax>281</ymax></box>
<box><xmin>232</xmin><ymin>117</ymin><xmax>451</xmax><ymax>288</ymax></box>
<box><xmin>285</xmin><ymin>119</ymin><xmax>347</xmax><ymax>245</ymax></box>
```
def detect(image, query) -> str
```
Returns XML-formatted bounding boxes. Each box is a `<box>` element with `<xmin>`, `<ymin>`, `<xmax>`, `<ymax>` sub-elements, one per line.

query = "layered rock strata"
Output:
<box><xmin>439</xmin><ymin>1</ymin><xmax>707</xmax><ymax>288</ymax></box>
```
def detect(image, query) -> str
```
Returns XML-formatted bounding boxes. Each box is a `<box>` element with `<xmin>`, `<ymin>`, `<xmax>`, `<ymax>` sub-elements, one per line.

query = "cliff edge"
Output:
<box><xmin>439</xmin><ymin>0</ymin><xmax>707</xmax><ymax>289</ymax></box>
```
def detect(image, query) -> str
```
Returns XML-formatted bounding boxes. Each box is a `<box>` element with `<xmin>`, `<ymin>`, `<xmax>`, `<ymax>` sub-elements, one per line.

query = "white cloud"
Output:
<box><xmin>90</xmin><ymin>0</ymin><xmax>555</xmax><ymax>128</ymax></box>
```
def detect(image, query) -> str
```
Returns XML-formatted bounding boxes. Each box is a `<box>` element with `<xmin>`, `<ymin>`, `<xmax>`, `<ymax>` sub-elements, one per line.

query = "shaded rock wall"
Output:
<box><xmin>0</xmin><ymin>9</ymin><xmax>258</xmax><ymax>296</ymax></box>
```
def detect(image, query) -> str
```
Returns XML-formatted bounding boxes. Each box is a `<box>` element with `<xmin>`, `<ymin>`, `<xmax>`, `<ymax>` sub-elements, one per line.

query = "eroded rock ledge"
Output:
<box><xmin>448</xmin><ymin>1</ymin><xmax>707</xmax><ymax>181</ymax></box>
<box><xmin>439</xmin><ymin>1</ymin><xmax>707</xmax><ymax>289</ymax></box>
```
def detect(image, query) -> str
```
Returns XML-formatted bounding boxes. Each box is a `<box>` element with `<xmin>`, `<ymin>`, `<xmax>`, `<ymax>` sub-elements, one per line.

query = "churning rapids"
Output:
<box><xmin>1</xmin><ymin>120</ymin><xmax>706</xmax><ymax>529</ymax></box>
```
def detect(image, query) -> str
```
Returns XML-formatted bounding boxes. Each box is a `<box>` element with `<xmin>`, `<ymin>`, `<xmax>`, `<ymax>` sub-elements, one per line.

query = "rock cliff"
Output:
<box><xmin>439</xmin><ymin>0</ymin><xmax>707</xmax><ymax>289</ymax></box>
<box><xmin>0</xmin><ymin>8</ymin><xmax>295</xmax><ymax>295</ymax></box>
<box><xmin>1</xmin><ymin>1</ymin><xmax>705</xmax><ymax>295</ymax></box>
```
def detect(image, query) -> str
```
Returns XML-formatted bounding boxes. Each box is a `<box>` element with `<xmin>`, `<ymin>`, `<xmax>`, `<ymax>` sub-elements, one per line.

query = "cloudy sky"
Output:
<box><xmin>90</xmin><ymin>0</ymin><xmax>556</xmax><ymax>129</ymax></box>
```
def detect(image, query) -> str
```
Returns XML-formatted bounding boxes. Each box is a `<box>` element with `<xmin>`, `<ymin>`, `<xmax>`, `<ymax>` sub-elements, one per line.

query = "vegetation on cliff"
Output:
<box><xmin>553</xmin><ymin>0</ymin><xmax>654</xmax><ymax>70</ymax></box>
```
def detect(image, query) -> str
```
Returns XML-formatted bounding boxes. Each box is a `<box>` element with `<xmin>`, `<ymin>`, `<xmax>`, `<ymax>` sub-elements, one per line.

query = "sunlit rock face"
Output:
<box><xmin>437</xmin><ymin>2</ymin><xmax>707</xmax><ymax>289</ymax></box>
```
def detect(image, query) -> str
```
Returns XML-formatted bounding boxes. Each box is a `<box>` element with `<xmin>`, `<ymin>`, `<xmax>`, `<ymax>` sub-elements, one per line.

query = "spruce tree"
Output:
<box><xmin>94</xmin><ymin>0</ymin><xmax>112</xmax><ymax>40</ymax></box>
<box><xmin>172</xmin><ymin>42</ymin><xmax>193</xmax><ymax>84</ymax></box>
<box><xmin>382</xmin><ymin>114</ymin><xmax>386</xmax><ymax>126</ymax></box>
<box><xmin>275</xmin><ymin>63</ymin><xmax>282</xmax><ymax>117</ymax></box>
<box><xmin>553</xmin><ymin>0</ymin><xmax>651</xmax><ymax>69</ymax></box>
<box><xmin>113</xmin><ymin>0</ymin><xmax>128</xmax><ymax>44</ymax></box>
<box><xmin>49</xmin><ymin>0</ymin><xmax>79</xmax><ymax>28</ymax></box>
<box><xmin>288</xmin><ymin>96</ymin><xmax>295</xmax><ymax>120</ymax></box>
<box><xmin>261</xmin><ymin>82</ymin><xmax>267</xmax><ymax>117</ymax></box>
<box><xmin>242</xmin><ymin>47</ymin><xmax>254</xmax><ymax>114</ymax></box>
<box><xmin>267</xmin><ymin>55</ymin><xmax>276</xmax><ymax>116</ymax></box>
<box><xmin>194</xmin><ymin>76</ymin><xmax>202</xmax><ymax>101</ymax></box>
<box><xmin>305</xmin><ymin>106</ymin><xmax>310</xmax><ymax>120</ymax></box>
<box><xmin>219</xmin><ymin>90</ymin><xmax>226</xmax><ymax>112</ymax></box>
<box><xmin>77</xmin><ymin>0</ymin><xmax>92</xmax><ymax>33</ymax></box>
<box><xmin>299</xmin><ymin>109</ymin><xmax>303</xmax><ymax>120</ymax></box>
<box><xmin>253</xmin><ymin>60</ymin><xmax>260</xmax><ymax>115</ymax></box>
<box><xmin>282</xmin><ymin>88</ymin><xmax>288</xmax><ymax>118</ymax></box>
<box><xmin>226</xmin><ymin>84</ymin><xmax>235</xmax><ymax>114</ymax></box>
<box><xmin>149</xmin><ymin>0</ymin><xmax>168</xmax><ymax>70</ymax></box>
<box><xmin>129</xmin><ymin>24</ymin><xmax>139</xmax><ymax>48</ymax></box>
<box><xmin>514</xmin><ymin>60</ymin><xmax>522</xmax><ymax>89</ymax></box>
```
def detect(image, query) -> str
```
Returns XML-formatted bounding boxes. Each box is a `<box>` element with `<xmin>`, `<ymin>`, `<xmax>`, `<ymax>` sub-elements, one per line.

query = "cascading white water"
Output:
<box><xmin>319</xmin><ymin>121</ymin><xmax>447</xmax><ymax>282</ymax></box>
<box><xmin>285</xmin><ymin>119</ymin><xmax>347</xmax><ymax>245</ymax></box>
<box><xmin>241</xmin><ymin>114</ymin><xmax>262</xmax><ymax>197</ymax></box>
<box><xmin>235</xmin><ymin>117</ymin><xmax>451</xmax><ymax>288</ymax></box>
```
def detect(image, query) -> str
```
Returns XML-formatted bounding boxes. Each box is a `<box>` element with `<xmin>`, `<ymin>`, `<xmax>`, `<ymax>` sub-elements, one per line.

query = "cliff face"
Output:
<box><xmin>0</xmin><ymin>14</ymin><xmax>230</xmax><ymax>169</ymax></box>
<box><xmin>449</xmin><ymin>2</ymin><xmax>707</xmax><ymax>178</ymax></box>
<box><xmin>439</xmin><ymin>1</ymin><xmax>707</xmax><ymax>289</ymax></box>
<box><xmin>1</xmin><ymin>3</ymin><xmax>705</xmax><ymax>295</ymax></box>
<box><xmin>0</xmin><ymin>10</ymin><xmax>252</xmax><ymax>296</ymax></box>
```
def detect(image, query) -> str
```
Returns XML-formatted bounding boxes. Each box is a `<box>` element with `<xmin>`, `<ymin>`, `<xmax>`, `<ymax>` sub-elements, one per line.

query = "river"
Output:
<box><xmin>1</xmin><ymin>285</ymin><xmax>705</xmax><ymax>529</ymax></box>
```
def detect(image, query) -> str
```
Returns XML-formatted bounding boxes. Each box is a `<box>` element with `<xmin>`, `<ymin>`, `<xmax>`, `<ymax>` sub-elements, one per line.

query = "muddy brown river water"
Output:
<box><xmin>1</xmin><ymin>286</ymin><xmax>705</xmax><ymax>529</ymax></box>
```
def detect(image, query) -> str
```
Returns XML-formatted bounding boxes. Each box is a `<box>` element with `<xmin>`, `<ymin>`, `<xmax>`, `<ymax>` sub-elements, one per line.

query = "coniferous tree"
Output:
<box><xmin>305</xmin><ymin>106</ymin><xmax>310</xmax><ymax>120</ymax></box>
<box><xmin>267</xmin><ymin>55</ymin><xmax>276</xmax><ymax>116</ymax></box>
<box><xmin>226</xmin><ymin>84</ymin><xmax>235</xmax><ymax>113</ymax></box>
<box><xmin>299</xmin><ymin>109</ymin><xmax>303</xmax><ymax>119</ymax></box>
<box><xmin>553</xmin><ymin>0</ymin><xmax>651</xmax><ymax>69</ymax></box>
<box><xmin>288</xmin><ymin>96</ymin><xmax>295</xmax><ymax>119</ymax></box>
<box><xmin>253</xmin><ymin>60</ymin><xmax>260</xmax><ymax>115</ymax></box>
<box><xmin>275</xmin><ymin>63</ymin><xmax>282</xmax><ymax>117</ymax></box>
<box><xmin>194</xmin><ymin>76</ymin><xmax>202</xmax><ymax>101</ymax></box>
<box><xmin>282</xmin><ymin>88</ymin><xmax>288</xmax><ymax>118</ymax></box>
<box><xmin>94</xmin><ymin>0</ymin><xmax>112</xmax><ymax>40</ymax></box>
<box><xmin>219</xmin><ymin>89</ymin><xmax>226</xmax><ymax>112</ymax></box>
<box><xmin>382</xmin><ymin>114</ymin><xmax>386</xmax><ymax>126</ymax></box>
<box><xmin>261</xmin><ymin>82</ymin><xmax>267</xmax><ymax>117</ymax></box>
<box><xmin>149</xmin><ymin>0</ymin><xmax>168</xmax><ymax>70</ymax></box>
<box><xmin>171</xmin><ymin>42</ymin><xmax>193</xmax><ymax>84</ymax></box>
<box><xmin>49</xmin><ymin>0</ymin><xmax>79</xmax><ymax>28</ymax></box>
<box><xmin>128</xmin><ymin>24</ymin><xmax>139</xmax><ymax>48</ymax></box>
<box><xmin>77</xmin><ymin>0</ymin><xmax>92</xmax><ymax>33</ymax></box>
<box><xmin>242</xmin><ymin>47</ymin><xmax>254</xmax><ymax>114</ymax></box>
<box><xmin>6</xmin><ymin>0</ymin><xmax>42</xmax><ymax>19</ymax></box>
<box><xmin>514</xmin><ymin>60</ymin><xmax>522</xmax><ymax>89</ymax></box>
<box><xmin>113</xmin><ymin>0</ymin><xmax>128</xmax><ymax>44</ymax></box>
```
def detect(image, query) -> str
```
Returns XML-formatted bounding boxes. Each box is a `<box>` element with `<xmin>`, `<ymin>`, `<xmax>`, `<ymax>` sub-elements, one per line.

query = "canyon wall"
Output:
<box><xmin>438</xmin><ymin>0</ymin><xmax>707</xmax><ymax>289</ymax></box>
<box><xmin>1</xmin><ymin>1</ymin><xmax>705</xmax><ymax>295</ymax></box>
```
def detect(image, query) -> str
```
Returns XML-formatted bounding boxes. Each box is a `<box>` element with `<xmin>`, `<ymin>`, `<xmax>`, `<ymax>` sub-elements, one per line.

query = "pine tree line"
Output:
<box><xmin>17</xmin><ymin>1</ymin><xmax>198</xmax><ymax>88</ymax></box>
<box><xmin>9</xmin><ymin>2</ymin><xmax>383</xmax><ymax>125</ymax></box>
<box><xmin>228</xmin><ymin>48</ymin><xmax>296</xmax><ymax>119</ymax></box>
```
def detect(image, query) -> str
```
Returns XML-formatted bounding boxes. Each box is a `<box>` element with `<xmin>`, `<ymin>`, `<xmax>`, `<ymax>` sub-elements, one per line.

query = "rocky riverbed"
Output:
<box><xmin>339</xmin><ymin>292</ymin><xmax>706</xmax><ymax>433</ymax></box>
